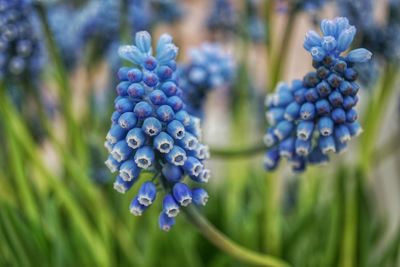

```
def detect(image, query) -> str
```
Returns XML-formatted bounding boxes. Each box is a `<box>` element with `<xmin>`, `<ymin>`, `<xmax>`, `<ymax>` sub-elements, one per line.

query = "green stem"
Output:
<box><xmin>269</xmin><ymin>11</ymin><xmax>297</xmax><ymax>91</ymax></box>
<box><xmin>264</xmin><ymin>172</ymin><xmax>281</xmax><ymax>256</ymax></box>
<box><xmin>183</xmin><ymin>206</ymin><xmax>290</xmax><ymax>267</ymax></box>
<box><xmin>34</xmin><ymin>2</ymin><xmax>87</xmax><ymax>167</ymax></box>
<box><xmin>210</xmin><ymin>143</ymin><xmax>265</xmax><ymax>158</ymax></box>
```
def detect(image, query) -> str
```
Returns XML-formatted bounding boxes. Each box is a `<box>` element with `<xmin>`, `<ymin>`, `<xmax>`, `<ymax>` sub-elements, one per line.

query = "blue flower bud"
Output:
<box><xmin>327</xmin><ymin>73</ymin><xmax>342</xmax><ymax>88</ymax></box>
<box><xmin>111</xmin><ymin>111</ymin><xmax>122</xmax><ymax>124</ymax></box>
<box><xmin>339</xmin><ymin>81</ymin><xmax>353</xmax><ymax>95</ymax></box>
<box><xmin>343</xmin><ymin>96</ymin><xmax>356</xmax><ymax>110</ymax></box>
<box><xmin>263</xmin><ymin>128</ymin><xmax>278</xmax><ymax>147</ymax></box>
<box><xmin>157</xmin><ymin>33</ymin><xmax>173</xmax><ymax>54</ymax></box>
<box><xmin>156</xmin><ymin>105</ymin><xmax>175</xmax><ymax>122</ymax></box>
<box><xmin>192</xmin><ymin>188</ymin><xmax>209</xmax><ymax>206</ymax></box>
<box><xmin>127</xmin><ymin>68</ymin><xmax>143</xmax><ymax>83</ymax></box>
<box><xmin>335</xmin><ymin>139</ymin><xmax>348</xmax><ymax>154</ymax></box>
<box><xmin>183</xmin><ymin>156</ymin><xmax>203</xmax><ymax>177</ymax></box>
<box><xmin>127</xmin><ymin>83</ymin><xmax>145</xmax><ymax>98</ymax></box>
<box><xmin>119</xmin><ymin>160</ymin><xmax>141</xmax><ymax>181</ymax></box>
<box><xmin>279</xmin><ymin>137</ymin><xmax>295</xmax><ymax>158</ymax></box>
<box><xmin>334</xmin><ymin>61</ymin><xmax>347</xmax><ymax>73</ymax></box>
<box><xmin>344</xmin><ymin>68</ymin><xmax>357</xmax><ymax>81</ymax></box>
<box><xmin>284</xmin><ymin>102</ymin><xmax>300</xmax><ymax>121</ymax></box>
<box><xmin>149</xmin><ymin>90</ymin><xmax>167</xmax><ymax>105</ymax></box>
<box><xmin>328</xmin><ymin>91</ymin><xmax>343</xmax><ymax>107</ymax></box>
<box><xmin>310</xmin><ymin>46</ymin><xmax>326</xmax><ymax>61</ymax></box>
<box><xmin>318</xmin><ymin>135</ymin><xmax>336</xmax><ymax>154</ymax></box>
<box><xmin>162</xmin><ymin>163</ymin><xmax>183</xmax><ymax>183</ymax></box>
<box><xmin>115</xmin><ymin>98</ymin><xmax>134</xmax><ymax>113</ymax></box>
<box><xmin>290</xmin><ymin>156</ymin><xmax>306</xmax><ymax>173</ymax></box>
<box><xmin>308</xmin><ymin>147</ymin><xmax>329</xmax><ymax>165</ymax></box>
<box><xmin>118</xmin><ymin>67</ymin><xmax>130</xmax><ymax>80</ymax></box>
<box><xmin>295</xmin><ymin>139</ymin><xmax>311</xmax><ymax>156</ymax></box>
<box><xmin>133</xmin><ymin>145</ymin><xmax>154</xmax><ymax>169</ymax></box>
<box><xmin>178</xmin><ymin>132</ymin><xmax>198</xmax><ymax>150</ymax></box>
<box><xmin>166</xmin><ymin>146</ymin><xmax>187</xmax><ymax>166</ymax></box>
<box><xmin>335</xmin><ymin>17</ymin><xmax>350</xmax><ymax>36</ymax></box>
<box><xmin>347</xmin><ymin>121</ymin><xmax>363</xmax><ymax>137</ymax></box>
<box><xmin>144</xmin><ymin>56</ymin><xmax>157</xmax><ymax>71</ymax></box>
<box><xmin>303</xmin><ymin>30</ymin><xmax>322</xmax><ymax>51</ymax></box>
<box><xmin>274</xmin><ymin>120</ymin><xmax>294</xmax><ymax>140</ymax></box>
<box><xmin>129</xmin><ymin>197</ymin><xmax>147</xmax><ymax>216</ymax></box>
<box><xmin>346</xmin><ymin>48</ymin><xmax>372</xmax><ymax>63</ymax></box>
<box><xmin>143</xmin><ymin>71</ymin><xmax>159</xmax><ymax>87</ymax></box>
<box><xmin>142</xmin><ymin>117</ymin><xmax>162</xmax><ymax>136</ymax></box>
<box><xmin>116</xmin><ymin>81</ymin><xmax>130</xmax><ymax>96</ymax></box>
<box><xmin>118</xmin><ymin>45</ymin><xmax>144</xmax><ymax>64</ymax></box>
<box><xmin>159</xmin><ymin>212</ymin><xmax>175</xmax><ymax>231</ymax></box>
<box><xmin>163</xmin><ymin>194</ymin><xmax>180</xmax><ymax>217</ymax></box>
<box><xmin>322</xmin><ymin>36</ymin><xmax>337</xmax><ymax>51</ymax></box>
<box><xmin>197</xmin><ymin>169</ymin><xmax>211</xmax><ymax>183</ymax></box>
<box><xmin>337</xmin><ymin>26</ymin><xmax>356</xmax><ymax>52</ymax></box>
<box><xmin>316</xmin><ymin>81</ymin><xmax>331</xmax><ymax>97</ymax></box>
<box><xmin>161</xmin><ymin>81</ymin><xmax>178</xmax><ymax>96</ymax></box>
<box><xmin>297</xmin><ymin>121</ymin><xmax>314</xmax><ymax>140</ymax></box>
<box><xmin>167</xmin><ymin>120</ymin><xmax>185</xmax><ymax>139</ymax></box>
<box><xmin>156</xmin><ymin>43</ymin><xmax>178</xmax><ymax>64</ymax></box>
<box><xmin>135</xmin><ymin>31</ymin><xmax>152</xmax><ymax>54</ymax></box>
<box><xmin>273</xmin><ymin>91</ymin><xmax>294</xmax><ymax>107</ymax></box>
<box><xmin>106</xmin><ymin>124</ymin><xmax>127</xmax><ymax>144</ymax></box>
<box><xmin>118</xmin><ymin>112</ymin><xmax>137</xmax><ymax>129</ymax></box>
<box><xmin>175</xmin><ymin>110</ymin><xmax>191</xmax><ymax>126</ymax></box>
<box><xmin>331</xmin><ymin>108</ymin><xmax>346</xmax><ymax>124</ymax></box>
<box><xmin>315</xmin><ymin>99</ymin><xmax>331</xmax><ymax>115</ymax></box>
<box><xmin>113</xmin><ymin>175</ymin><xmax>135</xmax><ymax>194</ymax></box>
<box><xmin>126</xmin><ymin>128</ymin><xmax>146</xmax><ymax>149</ymax></box>
<box><xmin>134</xmin><ymin>101</ymin><xmax>153</xmax><ymax>119</ymax></box>
<box><xmin>321</xmin><ymin>19</ymin><xmax>337</xmax><ymax>37</ymax></box>
<box><xmin>154</xmin><ymin>132</ymin><xmax>174</xmax><ymax>153</ymax></box>
<box><xmin>300</xmin><ymin>102</ymin><xmax>316</xmax><ymax>120</ymax></box>
<box><xmin>266</xmin><ymin>108</ymin><xmax>285</xmax><ymax>125</ymax></box>
<box><xmin>111</xmin><ymin>140</ymin><xmax>133</xmax><ymax>162</ymax></box>
<box><xmin>264</xmin><ymin>148</ymin><xmax>280</xmax><ymax>170</ymax></box>
<box><xmin>318</xmin><ymin>117</ymin><xmax>334</xmax><ymax>136</ymax></box>
<box><xmin>167</xmin><ymin>96</ymin><xmax>184</xmax><ymax>111</ymax></box>
<box><xmin>294</xmin><ymin>88</ymin><xmax>307</xmax><ymax>104</ymax></box>
<box><xmin>346</xmin><ymin>109</ymin><xmax>358</xmax><ymax>123</ymax></box>
<box><xmin>305</xmin><ymin>88</ymin><xmax>319</xmax><ymax>102</ymax></box>
<box><xmin>157</xmin><ymin>66</ymin><xmax>173</xmax><ymax>81</ymax></box>
<box><xmin>172</xmin><ymin>182</ymin><xmax>192</xmax><ymax>207</ymax></box>
<box><xmin>137</xmin><ymin>181</ymin><xmax>157</xmax><ymax>206</ymax></box>
<box><xmin>105</xmin><ymin>155</ymin><xmax>120</xmax><ymax>173</ymax></box>
<box><xmin>335</xmin><ymin>124</ymin><xmax>351</xmax><ymax>143</ymax></box>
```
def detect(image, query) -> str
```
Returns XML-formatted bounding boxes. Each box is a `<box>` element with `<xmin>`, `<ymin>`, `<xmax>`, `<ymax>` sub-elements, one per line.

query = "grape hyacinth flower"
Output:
<box><xmin>264</xmin><ymin>17</ymin><xmax>372</xmax><ymax>172</ymax></box>
<box><xmin>105</xmin><ymin>31</ymin><xmax>210</xmax><ymax>231</ymax></box>
<box><xmin>206</xmin><ymin>0</ymin><xmax>237</xmax><ymax>35</ymax></box>
<box><xmin>178</xmin><ymin>43</ymin><xmax>235</xmax><ymax>117</ymax></box>
<box><xmin>0</xmin><ymin>0</ymin><xmax>42</xmax><ymax>80</ymax></box>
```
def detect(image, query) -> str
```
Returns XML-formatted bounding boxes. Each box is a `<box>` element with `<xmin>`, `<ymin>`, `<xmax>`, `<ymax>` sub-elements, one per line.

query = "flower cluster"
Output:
<box><xmin>206</xmin><ymin>0</ymin><xmax>237</xmax><ymax>34</ymax></box>
<box><xmin>0</xmin><ymin>0</ymin><xmax>41</xmax><ymax>80</ymax></box>
<box><xmin>264</xmin><ymin>17</ymin><xmax>372</xmax><ymax>172</ymax></box>
<box><xmin>105</xmin><ymin>32</ymin><xmax>210</xmax><ymax>231</ymax></box>
<box><xmin>246</xmin><ymin>0</ymin><xmax>266</xmax><ymax>43</ymax></box>
<box><xmin>178</xmin><ymin>43</ymin><xmax>235</xmax><ymax>117</ymax></box>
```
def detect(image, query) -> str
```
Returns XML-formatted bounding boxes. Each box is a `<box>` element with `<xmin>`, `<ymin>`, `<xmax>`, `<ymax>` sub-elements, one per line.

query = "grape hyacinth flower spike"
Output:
<box><xmin>105</xmin><ymin>31</ymin><xmax>210</xmax><ymax>231</ymax></box>
<box><xmin>264</xmin><ymin>17</ymin><xmax>372</xmax><ymax>172</ymax></box>
<box><xmin>178</xmin><ymin>43</ymin><xmax>235</xmax><ymax>117</ymax></box>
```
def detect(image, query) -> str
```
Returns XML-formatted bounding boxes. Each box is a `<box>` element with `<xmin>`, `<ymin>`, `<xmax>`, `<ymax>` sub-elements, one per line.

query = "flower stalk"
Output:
<box><xmin>183</xmin><ymin>205</ymin><xmax>291</xmax><ymax>267</ymax></box>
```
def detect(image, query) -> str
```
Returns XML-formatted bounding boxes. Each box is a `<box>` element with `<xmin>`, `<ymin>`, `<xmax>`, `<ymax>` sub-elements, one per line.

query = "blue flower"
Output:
<box><xmin>206</xmin><ymin>0</ymin><xmax>237</xmax><ymax>34</ymax></box>
<box><xmin>105</xmin><ymin>31</ymin><xmax>210</xmax><ymax>231</ymax></box>
<box><xmin>178</xmin><ymin>43</ymin><xmax>235</xmax><ymax>117</ymax></box>
<box><xmin>0</xmin><ymin>0</ymin><xmax>42</xmax><ymax>80</ymax></box>
<box><xmin>264</xmin><ymin>17</ymin><xmax>372</xmax><ymax>172</ymax></box>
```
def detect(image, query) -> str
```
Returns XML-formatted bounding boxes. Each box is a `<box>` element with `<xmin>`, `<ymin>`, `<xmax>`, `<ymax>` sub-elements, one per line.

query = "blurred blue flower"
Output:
<box><xmin>206</xmin><ymin>0</ymin><xmax>237</xmax><ymax>34</ymax></box>
<box><xmin>264</xmin><ymin>17</ymin><xmax>372</xmax><ymax>172</ymax></box>
<box><xmin>0</xmin><ymin>0</ymin><xmax>42</xmax><ymax>80</ymax></box>
<box><xmin>178</xmin><ymin>43</ymin><xmax>235</xmax><ymax>117</ymax></box>
<box><xmin>105</xmin><ymin>31</ymin><xmax>210</xmax><ymax>231</ymax></box>
<box><xmin>149</xmin><ymin>0</ymin><xmax>183</xmax><ymax>24</ymax></box>
<box><xmin>246</xmin><ymin>0</ymin><xmax>266</xmax><ymax>43</ymax></box>
<box><xmin>127</xmin><ymin>0</ymin><xmax>153</xmax><ymax>33</ymax></box>
<box><xmin>276</xmin><ymin>0</ymin><xmax>327</xmax><ymax>13</ymax></box>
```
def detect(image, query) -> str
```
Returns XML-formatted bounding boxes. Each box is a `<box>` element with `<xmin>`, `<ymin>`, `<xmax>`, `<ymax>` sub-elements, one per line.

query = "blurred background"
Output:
<box><xmin>0</xmin><ymin>0</ymin><xmax>399</xmax><ymax>266</ymax></box>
